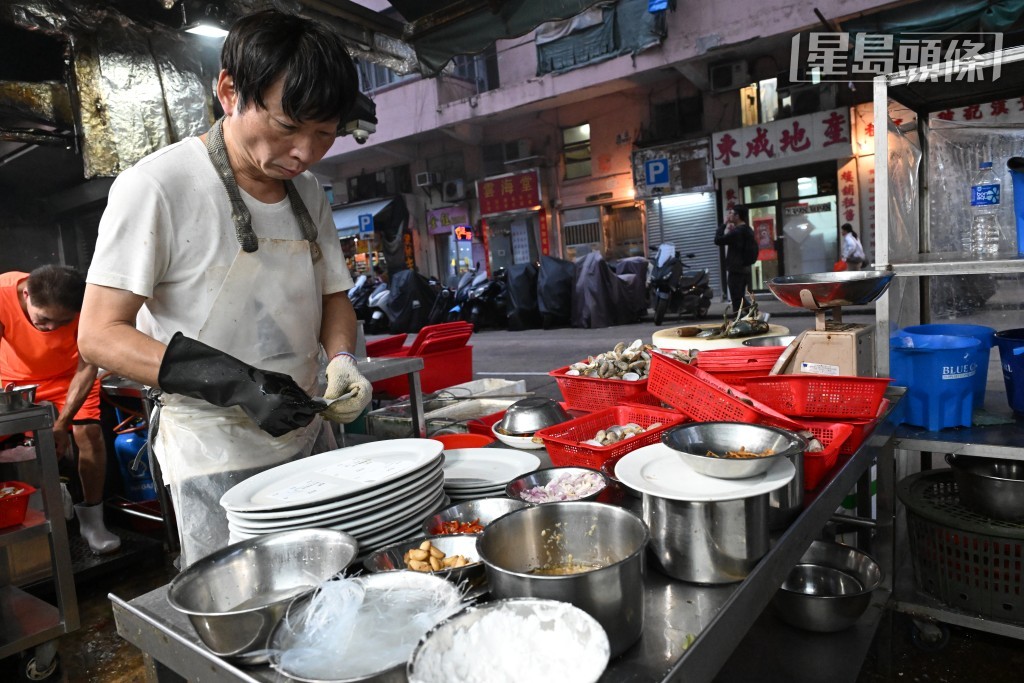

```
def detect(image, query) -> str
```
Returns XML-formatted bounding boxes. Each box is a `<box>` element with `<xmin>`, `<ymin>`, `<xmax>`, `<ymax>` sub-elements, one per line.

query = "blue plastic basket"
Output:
<box><xmin>994</xmin><ymin>328</ymin><xmax>1024</xmax><ymax>414</ymax></box>
<box><xmin>891</xmin><ymin>332</ymin><xmax>981</xmax><ymax>431</ymax></box>
<box><xmin>902</xmin><ymin>324</ymin><xmax>995</xmax><ymax>408</ymax></box>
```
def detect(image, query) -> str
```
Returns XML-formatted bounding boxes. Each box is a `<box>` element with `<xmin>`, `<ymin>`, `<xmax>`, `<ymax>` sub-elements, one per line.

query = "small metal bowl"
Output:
<box><xmin>490</xmin><ymin>422</ymin><xmax>546</xmax><ymax>449</ymax></box>
<box><xmin>662</xmin><ymin>422</ymin><xmax>806</xmax><ymax>480</ymax></box>
<box><xmin>166</xmin><ymin>528</ymin><xmax>359</xmax><ymax>661</ymax></box>
<box><xmin>421</xmin><ymin>497</ymin><xmax>531</xmax><ymax>536</ymax></box>
<box><xmin>497</xmin><ymin>397</ymin><xmax>571</xmax><ymax>436</ymax></box>
<box><xmin>505</xmin><ymin>467</ymin><xmax>610</xmax><ymax>504</ymax></box>
<box><xmin>770</xmin><ymin>540</ymin><xmax>882</xmax><ymax>632</ymax></box>
<box><xmin>0</xmin><ymin>384</ymin><xmax>38</xmax><ymax>413</ymax></box>
<box><xmin>362</xmin><ymin>534</ymin><xmax>485</xmax><ymax>588</ymax></box>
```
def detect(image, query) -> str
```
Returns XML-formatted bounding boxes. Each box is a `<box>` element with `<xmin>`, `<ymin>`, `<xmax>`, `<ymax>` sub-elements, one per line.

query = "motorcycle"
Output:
<box><xmin>365</xmin><ymin>280</ymin><xmax>390</xmax><ymax>334</ymax></box>
<box><xmin>649</xmin><ymin>244</ymin><xmax>713</xmax><ymax>325</ymax></box>
<box><xmin>463</xmin><ymin>267</ymin><xmax>508</xmax><ymax>331</ymax></box>
<box><xmin>347</xmin><ymin>273</ymin><xmax>373</xmax><ymax>322</ymax></box>
<box><xmin>446</xmin><ymin>265</ymin><xmax>480</xmax><ymax>323</ymax></box>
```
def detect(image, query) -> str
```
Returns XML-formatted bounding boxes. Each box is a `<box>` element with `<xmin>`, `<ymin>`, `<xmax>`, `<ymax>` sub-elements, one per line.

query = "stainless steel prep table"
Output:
<box><xmin>110</xmin><ymin>392</ymin><xmax>899</xmax><ymax>683</ymax></box>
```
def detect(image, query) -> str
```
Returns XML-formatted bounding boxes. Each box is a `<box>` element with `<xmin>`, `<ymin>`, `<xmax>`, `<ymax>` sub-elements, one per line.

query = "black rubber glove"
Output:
<box><xmin>157</xmin><ymin>332</ymin><xmax>320</xmax><ymax>437</ymax></box>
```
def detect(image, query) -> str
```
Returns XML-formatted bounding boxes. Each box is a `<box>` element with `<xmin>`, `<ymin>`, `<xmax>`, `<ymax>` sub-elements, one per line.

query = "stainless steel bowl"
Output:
<box><xmin>644</xmin><ymin>492</ymin><xmax>770</xmax><ymax>584</ymax></box>
<box><xmin>476</xmin><ymin>502</ymin><xmax>648</xmax><ymax>658</ymax></box>
<box><xmin>770</xmin><ymin>540</ymin><xmax>882</xmax><ymax>632</ymax></box>
<box><xmin>497</xmin><ymin>397</ymin><xmax>571</xmax><ymax>436</ymax></box>
<box><xmin>505</xmin><ymin>466</ymin><xmax>610</xmax><ymax>503</ymax></box>
<box><xmin>362</xmin><ymin>534</ymin><xmax>485</xmax><ymax>588</ymax></box>
<box><xmin>662</xmin><ymin>422</ymin><xmax>806</xmax><ymax>480</ymax></box>
<box><xmin>0</xmin><ymin>384</ymin><xmax>38</xmax><ymax>413</ymax></box>
<box><xmin>947</xmin><ymin>454</ymin><xmax>1024</xmax><ymax>521</ymax></box>
<box><xmin>767</xmin><ymin>270</ymin><xmax>894</xmax><ymax>310</ymax></box>
<box><xmin>166</xmin><ymin>528</ymin><xmax>359</xmax><ymax>660</ymax></box>
<box><xmin>743</xmin><ymin>335</ymin><xmax>798</xmax><ymax>347</ymax></box>
<box><xmin>421</xmin><ymin>497</ymin><xmax>531</xmax><ymax>536</ymax></box>
<box><xmin>407</xmin><ymin>598</ymin><xmax>610</xmax><ymax>683</ymax></box>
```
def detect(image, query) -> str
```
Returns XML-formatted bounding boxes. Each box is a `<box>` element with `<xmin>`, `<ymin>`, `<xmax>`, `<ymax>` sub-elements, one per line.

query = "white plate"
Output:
<box><xmin>614</xmin><ymin>443</ymin><xmax>795</xmax><ymax>501</ymax></box>
<box><xmin>355</xmin><ymin>498</ymin><xmax>447</xmax><ymax>552</ymax></box>
<box><xmin>225</xmin><ymin>458</ymin><xmax>444</xmax><ymax>521</ymax></box>
<box><xmin>338</xmin><ymin>486</ymin><xmax>446</xmax><ymax>537</ymax></box>
<box><xmin>221</xmin><ymin>439</ymin><xmax>443</xmax><ymax>512</ymax></box>
<box><xmin>442</xmin><ymin>448</ymin><xmax>541</xmax><ymax>487</ymax></box>
<box><xmin>491</xmin><ymin>423</ymin><xmax>545</xmax><ymax>450</ymax></box>
<box><xmin>227</xmin><ymin>469</ymin><xmax>445</xmax><ymax>531</ymax></box>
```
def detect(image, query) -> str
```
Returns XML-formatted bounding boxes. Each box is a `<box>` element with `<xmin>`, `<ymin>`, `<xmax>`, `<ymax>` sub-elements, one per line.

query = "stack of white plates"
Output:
<box><xmin>440</xmin><ymin>448</ymin><xmax>542</xmax><ymax>502</ymax></box>
<box><xmin>221</xmin><ymin>439</ymin><xmax>448</xmax><ymax>554</ymax></box>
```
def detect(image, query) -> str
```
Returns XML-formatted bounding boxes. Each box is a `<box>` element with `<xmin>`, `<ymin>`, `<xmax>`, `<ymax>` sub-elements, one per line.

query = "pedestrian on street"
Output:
<box><xmin>714</xmin><ymin>204</ymin><xmax>759</xmax><ymax>314</ymax></box>
<box><xmin>79</xmin><ymin>9</ymin><xmax>372</xmax><ymax>567</ymax></box>
<box><xmin>841</xmin><ymin>223</ymin><xmax>866</xmax><ymax>270</ymax></box>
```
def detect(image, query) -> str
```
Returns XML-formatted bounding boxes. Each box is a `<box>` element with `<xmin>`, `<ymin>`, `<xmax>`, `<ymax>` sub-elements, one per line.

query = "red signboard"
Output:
<box><xmin>476</xmin><ymin>169</ymin><xmax>541</xmax><ymax>216</ymax></box>
<box><xmin>538</xmin><ymin>208</ymin><xmax>550</xmax><ymax>256</ymax></box>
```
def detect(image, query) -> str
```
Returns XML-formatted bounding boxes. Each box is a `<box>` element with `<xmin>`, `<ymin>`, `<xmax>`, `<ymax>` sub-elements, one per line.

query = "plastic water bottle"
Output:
<box><xmin>969</xmin><ymin>161</ymin><xmax>1002</xmax><ymax>255</ymax></box>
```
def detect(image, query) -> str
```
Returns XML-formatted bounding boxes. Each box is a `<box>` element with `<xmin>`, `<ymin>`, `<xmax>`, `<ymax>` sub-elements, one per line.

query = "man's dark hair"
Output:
<box><xmin>26</xmin><ymin>265</ymin><xmax>86</xmax><ymax>312</ymax></box>
<box><xmin>731</xmin><ymin>204</ymin><xmax>749</xmax><ymax>223</ymax></box>
<box><xmin>221</xmin><ymin>9</ymin><xmax>359</xmax><ymax>127</ymax></box>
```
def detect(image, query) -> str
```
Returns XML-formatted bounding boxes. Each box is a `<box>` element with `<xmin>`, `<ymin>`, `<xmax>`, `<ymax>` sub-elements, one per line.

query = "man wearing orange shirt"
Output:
<box><xmin>0</xmin><ymin>266</ymin><xmax>120</xmax><ymax>553</ymax></box>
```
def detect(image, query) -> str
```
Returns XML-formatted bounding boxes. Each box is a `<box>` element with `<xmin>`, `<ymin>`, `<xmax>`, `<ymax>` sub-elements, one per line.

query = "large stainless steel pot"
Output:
<box><xmin>946</xmin><ymin>454</ymin><xmax>1024</xmax><ymax>521</ymax></box>
<box><xmin>476</xmin><ymin>501</ymin><xmax>648</xmax><ymax>658</ymax></box>
<box><xmin>769</xmin><ymin>448</ymin><xmax>804</xmax><ymax>530</ymax></box>
<box><xmin>0</xmin><ymin>384</ymin><xmax>38</xmax><ymax>413</ymax></box>
<box><xmin>643</xmin><ymin>492</ymin><xmax>770</xmax><ymax>584</ymax></box>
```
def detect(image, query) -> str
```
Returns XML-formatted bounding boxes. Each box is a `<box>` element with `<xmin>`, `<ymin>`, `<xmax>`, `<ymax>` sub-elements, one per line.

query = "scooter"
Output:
<box><xmin>446</xmin><ymin>265</ymin><xmax>480</xmax><ymax>322</ymax></box>
<box><xmin>348</xmin><ymin>273</ymin><xmax>373</xmax><ymax>321</ymax></box>
<box><xmin>650</xmin><ymin>244</ymin><xmax>713</xmax><ymax>325</ymax></box>
<box><xmin>463</xmin><ymin>267</ymin><xmax>508</xmax><ymax>331</ymax></box>
<box><xmin>365</xmin><ymin>281</ymin><xmax>390</xmax><ymax>334</ymax></box>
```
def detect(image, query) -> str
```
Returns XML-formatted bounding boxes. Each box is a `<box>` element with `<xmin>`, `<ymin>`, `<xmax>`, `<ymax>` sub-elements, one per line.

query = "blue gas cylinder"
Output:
<box><xmin>113</xmin><ymin>411</ymin><xmax>157</xmax><ymax>502</ymax></box>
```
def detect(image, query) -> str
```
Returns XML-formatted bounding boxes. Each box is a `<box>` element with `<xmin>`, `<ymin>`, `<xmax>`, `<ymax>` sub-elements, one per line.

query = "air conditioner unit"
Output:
<box><xmin>779</xmin><ymin>83</ymin><xmax>837</xmax><ymax>116</ymax></box>
<box><xmin>442</xmin><ymin>178</ymin><xmax>466</xmax><ymax>202</ymax></box>
<box><xmin>708</xmin><ymin>60</ymin><xmax>750</xmax><ymax>92</ymax></box>
<box><xmin>503</xmin><ymin>139</ymin><xmax>532</xmax><ymax>162</ymax></box>
<box><xmin>415</xmin><ymin>171</ymin><xmax>441</xmax><ymax>188</ymax></box>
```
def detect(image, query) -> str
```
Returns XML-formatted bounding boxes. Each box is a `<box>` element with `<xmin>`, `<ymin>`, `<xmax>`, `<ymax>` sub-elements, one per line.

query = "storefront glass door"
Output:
<box><xmin>780</xmin><ymin>195</ymin><xmax>838</xmax><ymax>276</ymax></box>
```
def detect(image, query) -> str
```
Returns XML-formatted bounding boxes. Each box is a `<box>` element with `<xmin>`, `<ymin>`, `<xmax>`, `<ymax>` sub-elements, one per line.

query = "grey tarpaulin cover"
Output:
<box><xmin>505</xmin><ymin>261</ymin><xmax>542</xmax><ymax>331</ymax></box>
<box><xmin>571</xmin><ymin>251</ymin><xmax>638</xmax><ymax>328</ymax></box>
<box><xmin>537</xmin><ymin>254</ymin><xmax>575</xmax><ymax>328</ymax></box>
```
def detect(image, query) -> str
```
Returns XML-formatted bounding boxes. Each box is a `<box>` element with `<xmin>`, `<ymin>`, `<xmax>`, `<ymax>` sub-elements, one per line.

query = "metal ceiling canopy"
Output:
<box><xmin>384</xmin><ymin>0</ymin><xmax>609</xmax><ymax>75</ymax></box>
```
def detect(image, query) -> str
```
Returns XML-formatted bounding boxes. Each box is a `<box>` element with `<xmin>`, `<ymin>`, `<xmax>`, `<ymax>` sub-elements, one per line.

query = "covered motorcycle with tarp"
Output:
<box><xmin>383</xmin><ymin>269</ymin><xmax>438</xmax><ymax>334</ymax></box>
<box><xmin>537</xmin><ymin>254</ymin><xmax>575</xmax><ymax>329</ymax></box>
<box><xmin>505</xmin><ymin>261</ymin><xmax>541</xmax><ymax>331</ymax></box>
<box><xmin>612</xmin><ymin>256</ymin><xmax>649</xmax><ymax>323</ymax></box>
<box><xmin>571</xmin><ymin>251</ymin><xmax>636</xmax><ymax>329</ymax></box>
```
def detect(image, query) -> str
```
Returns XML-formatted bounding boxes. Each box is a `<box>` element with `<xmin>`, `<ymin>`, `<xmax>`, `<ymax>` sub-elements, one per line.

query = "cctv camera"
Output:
<box><xmin>352</xmin><ymin>129</ymin><xmax>369</xmax><ymax>144</ymax></box>
<box><xmin>343</xmin><ymin>118</ymin><xmax>376</xmax><ymax>145</ymax></box>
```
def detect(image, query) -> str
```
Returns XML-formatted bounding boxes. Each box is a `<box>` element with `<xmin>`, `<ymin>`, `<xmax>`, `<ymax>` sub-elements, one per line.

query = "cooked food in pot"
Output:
<box><xmin>705</xmin><ymin>446</ymin><xmax>777</xmax><ymax>459</ymax></box>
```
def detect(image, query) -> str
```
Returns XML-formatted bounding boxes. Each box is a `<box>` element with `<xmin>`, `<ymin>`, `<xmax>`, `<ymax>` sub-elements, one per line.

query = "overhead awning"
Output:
<box><xmin>333</xmin><ymin>198</ymin><xmax>394</xmax><ymax>238</ymax></box>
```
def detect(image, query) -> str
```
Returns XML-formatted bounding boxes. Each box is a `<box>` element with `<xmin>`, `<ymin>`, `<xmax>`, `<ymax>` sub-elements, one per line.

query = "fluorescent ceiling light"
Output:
<box><xmin>185</xmin><ymin>22</ymin><xmax>229</xmax><ymax>38</ymax></box>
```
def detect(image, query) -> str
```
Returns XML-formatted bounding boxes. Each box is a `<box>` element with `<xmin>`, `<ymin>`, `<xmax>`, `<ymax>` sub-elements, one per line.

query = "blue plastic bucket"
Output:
<box><xmin>902</xmin><ymin>324</ymin><xmax>995</xmax><ymax>408</ymax></box>
<box><xmin>890</xmin><ymin>332</ymin><xmax>981</xmax><ymax>431</ymax></box>
<box><xmin>994</xmin><ymin>328</ymin><xmax>1024</xmax><ymax>414</ymax></box>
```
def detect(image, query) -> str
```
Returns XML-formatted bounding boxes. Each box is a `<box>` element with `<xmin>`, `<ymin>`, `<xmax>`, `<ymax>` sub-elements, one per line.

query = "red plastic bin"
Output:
<box><xmin>0</xmin><ymin>481</ymin><xmax>36</xmax><ymax>528</ymax></box>
<box><xmin>536</xmin><ymin>405</ymin><xmax>687</xmax><ymax>470</ymax></box>
<box><xmin>694</xmin><ymin>346</ymin><xmax>785</xmax><ymax>370</ymax></box>
<box><xmin>837</xmin><ymin>398</ymin><xmax>890</xmax><ymax>455</ymax></box>
<box><xmin>646</xmin><ymin>352</ymin><xmax>803</xmax><ymax>430</ymax></box>
<box><xmin>743</xmin><ymin>375</ymin><xmax>891</xmax><ymax>420</ymax></box>
<box><xmin>549</xmin><ymin>366</ymin><xmax>661</xmax><ymax>412</ymax></box>
<box><xmin>799</xmin><ymin>422</ymin><xmax>855</xmax><ymax>490</ymax></box>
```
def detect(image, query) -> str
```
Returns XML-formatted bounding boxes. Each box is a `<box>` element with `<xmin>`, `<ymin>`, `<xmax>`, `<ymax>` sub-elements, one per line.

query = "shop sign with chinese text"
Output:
<box><xmin>426</xmin><ymin>205</ymin><xmax>470</xmax><ymax>236</ymax></box>
<box><xmin>476</xmin><ymin>169</ymin><xmax>541</xmax><ymax>216</ymax></box>
<box><xmin>711</xmin><ymin>108</ymin><xmax>852</xmax><ymax>177</ymax></box>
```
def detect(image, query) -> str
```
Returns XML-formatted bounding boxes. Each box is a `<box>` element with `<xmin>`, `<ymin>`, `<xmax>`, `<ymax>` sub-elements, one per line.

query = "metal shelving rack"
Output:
<box><xmin>0</xmin><ymin>404</ymin><xmax>79</xmax><ymax>673</ymax></box>
<box><xmin>873</xmin><ymin>45</ymin><xmax>1024</xmax><ymax>642</ymax></box>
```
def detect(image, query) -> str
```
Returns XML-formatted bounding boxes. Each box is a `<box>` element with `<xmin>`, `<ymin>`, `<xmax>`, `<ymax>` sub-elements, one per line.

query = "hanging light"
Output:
<box><xmin>182</xmin><ymin>2</ymin><xmax>230</xmax><ymax>39</ymax></box>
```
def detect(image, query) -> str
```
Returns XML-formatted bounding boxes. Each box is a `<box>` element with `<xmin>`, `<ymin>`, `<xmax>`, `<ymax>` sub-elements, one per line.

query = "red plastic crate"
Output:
<box><xmin>0</xmin><ymin>481</ymin><xmax>35</xmax><ymax>528</ymax></box>
<box><xmin>536</xmin><ymin>405</ymin><xmax>687</xmax><ymax>469</ymax></box>
<box><xmin>837</xmin><ymin>398</ymin><xmax>890</xmax><ymax>455</ymax></box>
<box><xmin>646</xmin><ymin>352</ymin><xmax>803</xmax><ymax>430</ymax></box>
<box><xmin>799</xmin><ymin>422</ymin><xmax>855</xmax><ymax>490</ymax></box>
<box><xmin>743</xmin><ymin>375</ymin><xmax>891</xmax><ymax>420</ymax></box>
<box><xmin>549</xmin><ymin>366</ymin><xmax>661</xmax><ymax>412</ymax></box>
<box><xmin>466</xmin><ymin>409</ymin><xmax>504</xmax><ymax>436</ymax></box>
<box><xmin>702</xmin><ymin>368</ymin><xmax>773</xmax><ymax>393</ymax></box>
<box><xmin>694</xmin><ymin>346</ymin><xmax>785</xmax><ymax>371</ymax></box>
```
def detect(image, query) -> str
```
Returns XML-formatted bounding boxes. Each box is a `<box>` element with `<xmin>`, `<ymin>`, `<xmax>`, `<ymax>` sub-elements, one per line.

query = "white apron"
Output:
<box><xmin>154</xmin><ymin>119</ymin><xmax>333</xmax><ymax>568</ymax></box>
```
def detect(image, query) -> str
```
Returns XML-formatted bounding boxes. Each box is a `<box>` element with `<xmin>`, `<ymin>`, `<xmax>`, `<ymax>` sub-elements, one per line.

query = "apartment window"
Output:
<box><xmin>740</xmin><ymin>77</ymin><xmax>780</xmax><ymax>127</ymax></box>
<box><xmin>450</xmin><ymin>46</ymin><xmax>499</xmax><ymax>93</ymax></box>
<box><xmin>562</xmin><ymin>123</ymin><xmax>591</xmax><ymax>180</ymax></box>
<box><xmin>355</xmin><ymin>58</ymin><xmax>416</xmax><ymax>94</ymax></box>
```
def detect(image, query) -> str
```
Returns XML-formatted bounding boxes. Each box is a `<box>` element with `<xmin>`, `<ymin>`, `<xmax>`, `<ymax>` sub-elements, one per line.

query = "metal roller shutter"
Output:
<box><xmin>645</xmin><ymin>192</ymin><xmax>722</xmax><ymax>297</ymax></box>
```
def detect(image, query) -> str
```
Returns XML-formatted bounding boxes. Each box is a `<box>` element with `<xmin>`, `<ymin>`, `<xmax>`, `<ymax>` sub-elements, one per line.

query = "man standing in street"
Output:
<box><xmin>714</xmin><ymin>204</ymin><xmax>758</xmax><ymax>314</ymax></box>
<box><xmin>0</xmin><ymin>265</ymin><xmax>120</xmax><ymax>554</ymax></box>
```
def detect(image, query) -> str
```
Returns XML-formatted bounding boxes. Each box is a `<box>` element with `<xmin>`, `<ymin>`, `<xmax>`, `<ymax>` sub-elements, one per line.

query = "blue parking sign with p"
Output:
<box><xmin>645</xmin><ymin>158</ymin><xmax>670</xmax><ymax>188</ymax></box>
<box><xmin>358</xmin><ymin>213</ymin><xmax>374</xmax><ymax>236</ymax></box>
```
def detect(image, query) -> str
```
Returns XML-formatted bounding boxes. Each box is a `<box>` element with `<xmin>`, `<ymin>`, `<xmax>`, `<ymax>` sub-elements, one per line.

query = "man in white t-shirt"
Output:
<box><xmin>79</xmin><ymin>10</ymin><xmax>372</xmax><ymax>567</ymax></box>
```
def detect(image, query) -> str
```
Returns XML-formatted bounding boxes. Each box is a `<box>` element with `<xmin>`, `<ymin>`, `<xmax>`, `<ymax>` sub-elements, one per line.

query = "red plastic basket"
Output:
<box><xmin>743</xmin><ymin>375</ymin><xmax>891</xmax><ymax>420</ymax></box>
<box><xmin>0</xmin><ymin>481</ymin><xmax>36</xmax><ymax>528</ymax></box>
<box><xmin>536</xmin><ymin>405</ymin><xmax>687</xmax><ymax>469</ymax></box>
<box><xmin>701</xmin><ymin>368</ymin><xmax>773</xmax><ymax>393</ymax></box>
<box><xmin>694</xmin><ymin>346</ymin><xmax>785</xmax><ymax>371</ymax></box>
<box><xmin>799</xmin><ymin>422</ymin><xmax>855</xmax><ymax>490</ymax></box>
<box><xmin>549</xmin><ymin>366</ymin><xmax>661</xmax><ymax>412</ymax></box>
<box><xmin>836</xmin><ymin>398</ymin><xmax>890</xmax><ymax>455</ymax></box>
<box><xmin>646</xmin><ymin>352</ymin><xmax>803</xmax><ymax>430</ymax></box>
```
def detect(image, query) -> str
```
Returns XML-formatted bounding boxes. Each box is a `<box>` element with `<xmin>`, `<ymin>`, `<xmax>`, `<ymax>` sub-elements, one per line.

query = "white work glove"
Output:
<box><xmin>323</xmin><ymin>353</ymin><xmax>373</xmax><ymax>424</ymax></box>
